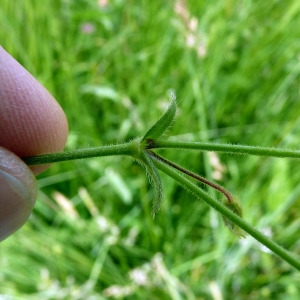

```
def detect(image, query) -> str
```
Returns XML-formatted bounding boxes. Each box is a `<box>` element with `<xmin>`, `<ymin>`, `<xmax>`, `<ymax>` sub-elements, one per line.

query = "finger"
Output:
<box><xmin>0</xmin><ymin>147</ymin><xmax>37</xmax><ymax>242</ymax></box>
<box><xmin>0</xmin><ymin>46</ymin><xmax>68</xmax><ymax>174</ymax></box>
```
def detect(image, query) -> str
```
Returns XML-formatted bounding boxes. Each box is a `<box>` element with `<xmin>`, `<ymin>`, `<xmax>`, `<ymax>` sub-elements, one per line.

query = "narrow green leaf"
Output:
<box><xmin>142</xmin><ymin>98</ymin><xmax>177</xmax><ymax>141</ymax></box>
<box><xmin>139</xmin><ymin>151</ymin><xmax>163</xmax><ymax>217</ymax></box>
<box><xmin>222</xmin><ymin>198</ymin><xmax>247</xmax><ymax>238</ymax></box>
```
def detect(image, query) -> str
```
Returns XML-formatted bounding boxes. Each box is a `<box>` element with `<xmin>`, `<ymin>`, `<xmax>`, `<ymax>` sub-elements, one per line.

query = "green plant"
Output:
<box><xmin>22</xmin><ymin>98</ymin><xmax>300</xmax><ymax>271</ymax></box>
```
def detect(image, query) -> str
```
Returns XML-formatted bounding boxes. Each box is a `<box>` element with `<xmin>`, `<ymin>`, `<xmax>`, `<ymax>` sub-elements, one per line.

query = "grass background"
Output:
<box><xmin>1</xmin><ymin>0</ymin><xmax>300</xmax><ymax>299</ymax></box>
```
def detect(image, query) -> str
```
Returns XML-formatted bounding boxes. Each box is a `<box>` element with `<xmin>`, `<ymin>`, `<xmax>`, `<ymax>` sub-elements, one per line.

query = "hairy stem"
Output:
<box><xmin>22</xmin><ymin>141</ymin><xmax>138</xmax><ymax>165</ymax></box>
<box><xmin>147</xmin><ymin>150</ymin><xmax>233</xmax><ymax>202</ymax></box>
<box><xmin>150</xmin><ymin>153</ymin><xmax>300</xmax><ymax>271</ymax></box>
<box><xmin>148</xmin><ymin>140</ymin><xmax>300</xmax><ymax>159</ymax></box>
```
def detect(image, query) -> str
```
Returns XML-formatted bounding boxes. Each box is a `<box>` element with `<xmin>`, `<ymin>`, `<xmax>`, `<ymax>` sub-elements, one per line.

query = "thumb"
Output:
<box><xmin>0</xmin><ymin>147</ymin><xmax>37</xmax><ymax>242</ymax></box>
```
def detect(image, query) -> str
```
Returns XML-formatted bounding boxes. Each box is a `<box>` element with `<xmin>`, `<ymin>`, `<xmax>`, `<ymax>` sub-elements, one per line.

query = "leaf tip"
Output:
<box><xmin>142</xmin><ymin>96</ymin><xmax>177</xmax><ymax>141</ymax></box>
<box><xmin>222</xmin><ymin>197</ymin><xmax>247</xmax><ymax>238</ymax></box>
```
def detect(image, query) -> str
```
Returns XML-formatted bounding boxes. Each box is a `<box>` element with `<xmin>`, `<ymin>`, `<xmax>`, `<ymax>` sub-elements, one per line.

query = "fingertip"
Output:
<box><xmin>0</xmin><ymin>46</ymin><xmax>69</xmax><ymax>174</ymax></box>
<box><xmin>0</xmin><ymin>147</ymin><xmax>37</xmax><ymax>242</ymax></box>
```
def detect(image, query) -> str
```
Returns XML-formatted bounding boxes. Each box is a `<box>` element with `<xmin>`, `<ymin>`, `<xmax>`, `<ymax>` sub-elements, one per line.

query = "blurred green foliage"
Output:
<box><xmin>0</xmin><ymin>0</ymin><xmax>300</xmax><ymax>299</ymax></box>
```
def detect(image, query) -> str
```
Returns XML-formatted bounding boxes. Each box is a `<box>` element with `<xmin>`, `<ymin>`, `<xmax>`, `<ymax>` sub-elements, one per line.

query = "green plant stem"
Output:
<box><xmin>147</xmin><ymin>151</ymin><xmax>233</xmax><ymax>202</ymax></box>
<box><xmin>22</xmin><ymin>141</ymin><xmax>137</xmax><ymax>165</ymax></box>
<box><xmin>148</xmin><ymin>140</ymin><xmax>300</xmax><ymax>159</ymax></box>
<box><xmin>149</xmin><ymin>151</ymin><xmax>300</xmax><ymax>271</ymax></box>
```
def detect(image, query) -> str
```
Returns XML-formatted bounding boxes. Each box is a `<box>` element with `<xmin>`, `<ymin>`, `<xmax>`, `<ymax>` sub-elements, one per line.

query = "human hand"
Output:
<box><xmin>0</xmin><ymin>46</ymin><xmax>68</xmax><ymax>241</ymax></box>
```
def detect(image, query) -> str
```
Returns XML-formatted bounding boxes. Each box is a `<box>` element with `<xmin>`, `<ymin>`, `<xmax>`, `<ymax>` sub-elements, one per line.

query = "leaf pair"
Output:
<box><xmin>140</xmin><ymin>96</ymin><xmax>244</xmax><ymax>238</ymax></box>
<box><xmin>140</xmin><ymin>97</ymin><xmax>177</xmax><ymax>216</ymax></box>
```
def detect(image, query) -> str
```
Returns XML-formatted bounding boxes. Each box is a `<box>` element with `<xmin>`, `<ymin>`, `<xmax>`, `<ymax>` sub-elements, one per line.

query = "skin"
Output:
<box><xmin>0</xmin><ymin>46</ymin><xmax>68</xmax><ymax>241</ymax></box>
